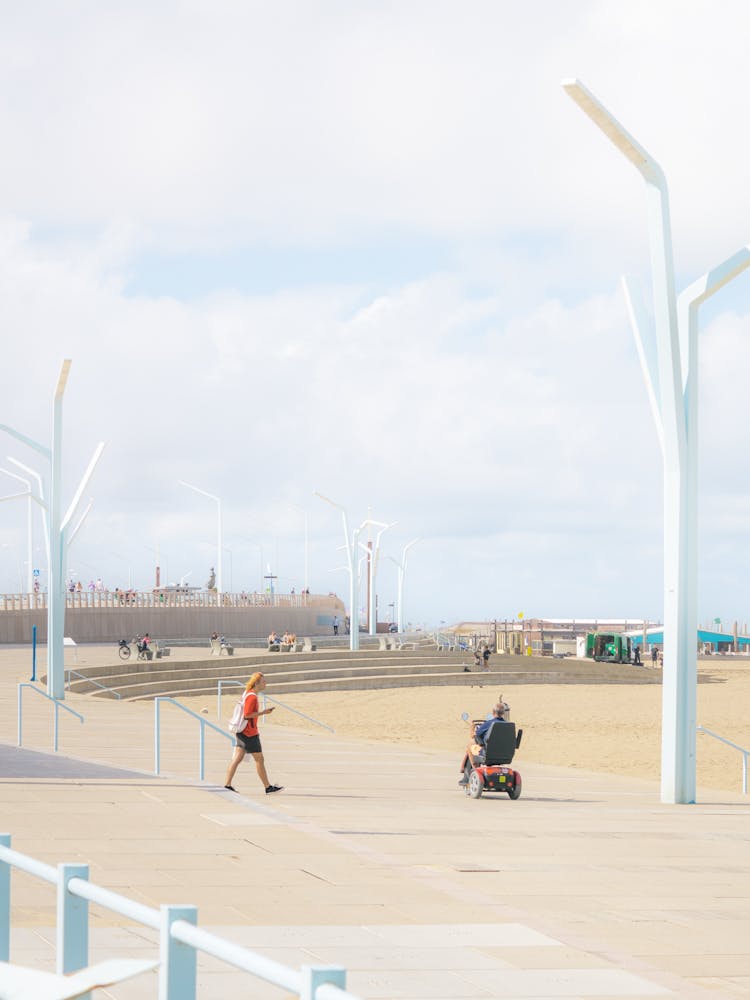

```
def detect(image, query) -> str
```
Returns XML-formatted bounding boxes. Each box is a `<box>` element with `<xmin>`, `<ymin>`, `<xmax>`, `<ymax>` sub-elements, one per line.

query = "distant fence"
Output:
<box><xmin>0</xmin><ymin>590</ymin><xmax>336</xmax><ymax>612</ymax></box>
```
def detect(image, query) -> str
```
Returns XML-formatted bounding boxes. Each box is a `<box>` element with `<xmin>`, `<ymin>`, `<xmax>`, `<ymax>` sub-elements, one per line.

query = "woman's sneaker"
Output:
<box><xmin>265</xmin><ymin>784</ymin><xmax>283</xmax><ymax>794</ymax></box>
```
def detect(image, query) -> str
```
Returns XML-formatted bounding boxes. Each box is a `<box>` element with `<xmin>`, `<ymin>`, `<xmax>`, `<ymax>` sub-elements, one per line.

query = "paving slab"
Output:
<box><xmin>1</xmin><ymin>667</ymin><xmax>750</xmax><ymax>998</ymax></box>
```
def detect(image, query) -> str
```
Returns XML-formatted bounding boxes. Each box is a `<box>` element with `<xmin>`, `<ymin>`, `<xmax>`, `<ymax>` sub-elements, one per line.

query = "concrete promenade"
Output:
<box><xmin>1</xmin><ymin>650</ymin><xmax>749</xmax><ymax>998</ymax></box>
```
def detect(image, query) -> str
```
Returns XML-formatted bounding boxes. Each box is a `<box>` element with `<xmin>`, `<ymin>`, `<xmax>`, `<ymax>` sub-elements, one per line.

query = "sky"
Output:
<box><xmin>1</xmin><ymin>1</ymin><xmax>750</xmax><ymax>629</ymax></box>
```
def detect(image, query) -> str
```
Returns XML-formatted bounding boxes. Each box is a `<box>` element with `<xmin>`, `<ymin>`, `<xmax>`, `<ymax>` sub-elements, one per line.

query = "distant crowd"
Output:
<box><xmin>267</xmin><ymin>630</ymin><xmax>297</xmax><ymax>647</ymax></box>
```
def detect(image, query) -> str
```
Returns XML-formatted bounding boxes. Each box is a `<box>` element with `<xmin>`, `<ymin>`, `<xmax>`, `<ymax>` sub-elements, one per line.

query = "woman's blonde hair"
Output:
<box><xmin>245</xmin><ymin>672</ymin><xmax>264</xmax><ymax>691</ymax></box>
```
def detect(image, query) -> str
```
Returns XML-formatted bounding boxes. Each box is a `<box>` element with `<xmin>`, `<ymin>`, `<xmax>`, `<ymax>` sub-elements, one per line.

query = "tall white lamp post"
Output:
<box><xmin>388</xmin><ymin>538</ymin><xmax>420</xmax><ymax>634</ymax></box>
<box><xmin>0</xmin><ymin>360</ymin><xmax>105</xmax><ymax>699</ymax></box>
<box><xmin>315</xmin><ymin>491</ymin><xmax>361</xmax><ymax>650</ymax></box>
<box><xmin>360</xmin><ymin>520</ymin><xmax>395</xmax><ymax>636</ymax></box>
<box><xmin>178</xmin><ymin>481</ymin><xmax>223</xmax><ymax>599</ymax></box>
<box><xmin>563</xmin><ymin>79</ymin><xmax>750</xmax><ymax>804</ymax></box>
<box><xmin>7</xmin><ymin>457</ymin><xmax>50</xmax><ymax>569</ymax></box>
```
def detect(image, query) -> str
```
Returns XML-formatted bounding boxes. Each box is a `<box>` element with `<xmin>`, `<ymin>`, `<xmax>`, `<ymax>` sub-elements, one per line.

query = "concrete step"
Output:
<box><xmin>61</xmin><ymin>647</ymin><xmax>449</xmax><ymax>682</ymax></box>
<box><xmin>80</xmin><ymin>659</ymin><xmax>480</xmax><ymax>699</ymax></box>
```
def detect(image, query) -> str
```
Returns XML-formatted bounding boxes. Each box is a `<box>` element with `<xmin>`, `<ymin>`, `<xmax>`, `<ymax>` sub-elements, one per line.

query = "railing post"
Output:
<box><xmin>57</xmin><ymin>863</ymin><xmax>89</xmax><ymax>978</ymax></box>
<box><xmin>0</xmin><ymin>833</ymin><xmax>10</xmax><ymax>962</ymax></box>
<box><xmin>155</xmin><ymin>698</ymin><xmax>161</xmax><ymax>775</ymax></box>
<box><xmin>159</xmin><ymin>905</ymin><xmax>197</xmax><ymax>1000</ymax></box>
<box><xmin>301</xmin><ymin>964</ymin><xmax>347</xmax><ymax>1000</ymax></box>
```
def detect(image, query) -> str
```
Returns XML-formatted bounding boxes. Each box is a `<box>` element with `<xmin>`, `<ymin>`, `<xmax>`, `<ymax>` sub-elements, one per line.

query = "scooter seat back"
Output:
<box><xmin>483</xmin><ymin>721</ymin><xmax>517</xmax><ymax>766</ymax></box>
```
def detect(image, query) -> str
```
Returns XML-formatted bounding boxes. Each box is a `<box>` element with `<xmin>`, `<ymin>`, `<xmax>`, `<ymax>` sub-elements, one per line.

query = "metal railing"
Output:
<box><xmin>0</xmin><ymin>589</ymin><xmax>339</xmax><ymax>611</ymax></box>
<box><xmin>216</xmin><ymin>681</ymin><xmax>334</xmax><ymax>733</ymax></box>
<box><xmin>65</xmin><ymin>667</ymin><xmax>121</xmax><ymax>699</ymax></box>
<box><xmin>154</xmin><ymin>697</ymin><xmax>234</xmax><ymax>780</ymax></box>
<box><xmin>17</xmin><ymin>683</ymin><xmax>84</xmax><ymax>752</ymax></box>
<box><xmin>697</xmin><ymin>725</ymin><xmax>750</xmax><ymax>793</ymax></box>
<box><xmin>0</xmin><ymin>834</ymin><xmax>360</xmax><ymax>1000</ymax></box>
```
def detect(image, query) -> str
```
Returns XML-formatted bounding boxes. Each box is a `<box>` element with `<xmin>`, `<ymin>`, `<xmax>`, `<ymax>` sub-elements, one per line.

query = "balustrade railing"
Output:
<box><xmin>0</xmin><ymin>835</ymin><xmax>360</xmax><ymax>1000</ymax></box>
<box><xmin>0</xmin><ymin>590</ymin><xmax>338</xmax><ymax>611</ymax></box>
<box><xmin>216</xmin><ymin>681</ymin><xmax>334</xmax><ymax>733</ymax></box>
<box><xmin>17</xmin><ymin>683</ymin><xmax>85</xmax><ymax>752</ymax></box>
<box><xmin>697</xmin><ymin>725</ymin><xmax>750</xmax><ymax>794</ymax></box>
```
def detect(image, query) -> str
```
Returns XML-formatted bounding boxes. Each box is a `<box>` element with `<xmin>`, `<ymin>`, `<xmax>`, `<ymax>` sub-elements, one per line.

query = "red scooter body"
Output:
<box><xmin>460</xmin><ymin>720</ymin><xmax>523</xmax><ymax>800</ymax></box>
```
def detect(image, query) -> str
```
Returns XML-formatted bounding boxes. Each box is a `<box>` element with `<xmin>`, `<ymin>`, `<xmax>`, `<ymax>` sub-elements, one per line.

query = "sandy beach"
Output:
<box><xmin>200</xmin><ymin>657</ymin><xmax>750</xmax><ymax>796</ymax></box>
<box><xmin>3</xmin><ymin>643</ymin><xmax>749</xmax><ymax>795</ymax></box>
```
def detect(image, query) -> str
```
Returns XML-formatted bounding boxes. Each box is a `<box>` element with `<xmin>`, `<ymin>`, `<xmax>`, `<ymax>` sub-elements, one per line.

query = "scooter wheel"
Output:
<box><xmin>468</xmin><ymin>770</ymin><xmax>483</xmax><ymax>799</ymax></box>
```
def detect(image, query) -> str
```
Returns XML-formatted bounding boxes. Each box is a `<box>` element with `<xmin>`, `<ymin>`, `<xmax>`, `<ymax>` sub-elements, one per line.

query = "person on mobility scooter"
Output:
<box><xmin>459</xmin><ymin>698</ymin><xmax>523</xmax><ymax>799</ymax></box>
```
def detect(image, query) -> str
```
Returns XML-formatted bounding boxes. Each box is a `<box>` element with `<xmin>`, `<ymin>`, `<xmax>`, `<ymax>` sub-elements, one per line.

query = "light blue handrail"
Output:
<box><xmin>697</xmin><ymin>724</ymin><xmax>750</xmax><ymax>793</ymax></box>
<box><xmin>216</xmin><ymin>680</ymin><xmax>334</xmax><ymax>733</ymax></box>
<box><xmin>154</xmin><ymin>697</ymin><xmax>233</xmax><ymax>781</ymax></box>
<box><xmin>65</xmin><ymin>668</ymin><xmax>121</xmax><ymax>699</ymax></box>
<box><xmin>17</xmin><ymin>683</ymin><xmax>84</xmax><ymax>752</ymax></box>
<box><xmin>217</xmin><ymin>678</ymin><xmax>243</xmax><ymax>720</ymax></box>
<box><xmin>263</xmin><ymin>694</ymin><xmax>335</xmax><ymax>733</ymax></box>
<box><xmin>0</xmin><ymin>834</ymin><xmax>360</xmax><ymax>1000</ymax></box>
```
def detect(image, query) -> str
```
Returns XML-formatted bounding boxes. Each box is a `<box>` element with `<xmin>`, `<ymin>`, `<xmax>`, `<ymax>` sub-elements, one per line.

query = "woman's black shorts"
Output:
<box><xmin>236</xmin><ymin>732</ymin><xmax>262</xmax><ymax>753</ymax></box>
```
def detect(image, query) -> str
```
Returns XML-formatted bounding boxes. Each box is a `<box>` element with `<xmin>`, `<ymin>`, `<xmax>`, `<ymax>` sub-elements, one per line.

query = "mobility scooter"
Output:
<box><xmin>459</xmin><ymin>715</ymin><xmax>523</xmax><ymax>800</ymax></box>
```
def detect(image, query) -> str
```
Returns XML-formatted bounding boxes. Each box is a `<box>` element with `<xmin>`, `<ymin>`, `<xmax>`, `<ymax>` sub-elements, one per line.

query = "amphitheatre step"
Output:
<box><xmin>81</xmin><ymin>660</ymin><xmax>479</xmax><ymax>699</ymax></box>
<box><xmin>62</xmin><ymin>653</ymin><xmax>473</xmax><ymax>693</ymax></box>
<box><xmin>56</xmin><ymin>647</ymin><xmax>440</xmax><ymax>683</ymax></box>
<box><xmin>62</xmin><ymin>655</ymin><xmax>662</xmax><ymax>700</ymax></box>
<box><xmin>125</xmin><ymin>665</ymin><xmax>662</xmax><ymax>700</ymax></box>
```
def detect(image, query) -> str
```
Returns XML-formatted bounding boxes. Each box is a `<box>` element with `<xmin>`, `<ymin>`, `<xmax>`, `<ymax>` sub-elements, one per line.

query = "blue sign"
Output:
<box><xmin>33</xmin><ymin>569</ymin><xmax>40</xmax><ymax>577</ymax></box>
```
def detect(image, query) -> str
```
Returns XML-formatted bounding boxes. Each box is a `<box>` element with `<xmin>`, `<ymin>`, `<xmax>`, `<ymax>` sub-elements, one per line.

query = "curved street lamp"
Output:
<box><xmin>0</xmin><ymin>360</ymin><xmax>106</xmax><ymax>698</ymax></box>
<box><xmin>388</xmin><ymin>538</ymin><xmax>420</xmax><ymax>634</ymax></box>
<box><xmin>563</xmin><ymin>78</ymin><xmax>750</xmax><ymax>804</ymax></box>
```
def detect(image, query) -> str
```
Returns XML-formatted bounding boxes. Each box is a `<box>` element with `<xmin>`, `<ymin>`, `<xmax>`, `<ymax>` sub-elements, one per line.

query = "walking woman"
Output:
<box><xmin>224</xmin><ymin>672</ymin><xmax>283</xmax><ymax>794</ymax></box>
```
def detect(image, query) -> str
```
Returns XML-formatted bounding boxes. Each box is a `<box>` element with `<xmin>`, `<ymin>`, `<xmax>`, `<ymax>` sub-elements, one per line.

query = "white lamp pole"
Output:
<box><xmin>179</xmin><ymin>481</ymin><xmax>223</xmax><ymax>599</ymax></box>
<box><xmin>7</xmin><ymin>457</ymin><xmax>50</xmax><ymax>569</ymax></box>
<box><xmin>1</xmin><ymin>360</ymin><xmax>105</xmax><ymax>699</ymax></box>
<box><xmin>389</xmin><ymin>538</ymin><xmax>420</xmax><ymax>634</ymax></box>
<box><xmin>359</xmin><ymin>520</ymin><xmax>395</xmax><ymax>636</ymax></box>
<box><xmin>563</xmin><ymin>78</ymin><xmax>750</xmax><ymax>804</ymax></box>
<box><xmin>315</xmin><ymin>491</ymin><xmax>361</xmax><ymax>650</ymax></box>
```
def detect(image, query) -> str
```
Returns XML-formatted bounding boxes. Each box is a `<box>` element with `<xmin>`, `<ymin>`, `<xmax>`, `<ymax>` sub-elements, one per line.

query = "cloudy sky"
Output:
<box><xmin>1</xmin><ymin>1</ymin><xmax>750</xmax><ymax>629</ymax></box>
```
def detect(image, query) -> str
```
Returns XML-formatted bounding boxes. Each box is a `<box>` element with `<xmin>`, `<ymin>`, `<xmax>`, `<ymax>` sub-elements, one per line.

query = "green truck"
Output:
<box><xmin>586</xmin><ymin>632</ymin><xmax>632</xmax><ymax>664</ymax></box>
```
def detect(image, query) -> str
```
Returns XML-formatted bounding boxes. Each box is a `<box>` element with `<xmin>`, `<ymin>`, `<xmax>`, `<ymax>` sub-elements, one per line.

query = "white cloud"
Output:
<box><xmin>1</xmin><ymin>2</ymin><xmax>750</xmax><ymax>624</ymax></box>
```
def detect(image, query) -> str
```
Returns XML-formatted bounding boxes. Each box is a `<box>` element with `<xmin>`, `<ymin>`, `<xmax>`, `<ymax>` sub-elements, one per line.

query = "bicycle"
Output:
<box><xmin>118</xmin><ymin>639</ymin><xmax>131</xmax><ymax>660</ymax></box>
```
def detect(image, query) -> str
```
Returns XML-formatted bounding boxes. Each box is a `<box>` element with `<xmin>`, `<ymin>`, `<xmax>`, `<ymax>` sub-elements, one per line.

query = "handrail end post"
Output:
<box><xmin>0</xmin><ymin>834</ymin><xmax>10</xmax><ymax>962</ymax></box>
<box><xmin>160</xmin><ymin>904</ymin><xmax>197</xmax><ymax>1000</ymax></box>
<box><xmin>56</xmin><ymin>863</ymin><xmax>89</xmax><ymax>975</ymax></box>
<box><xmin>155</xmin><ymin>699</ymin><xmax>161</xmax><ymax>775</ymax></box>
<box><xmin>301</xmin><ymin>964</ymin><xmax>346</xmax><ymax>1000</ymax></box>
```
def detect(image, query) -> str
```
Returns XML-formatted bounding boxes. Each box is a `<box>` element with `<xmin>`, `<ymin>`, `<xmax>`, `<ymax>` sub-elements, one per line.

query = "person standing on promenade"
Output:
<box><xmin>332</xmin><ymin>615</ymin><xmax>339</xmax><ymax>636</ymax></box>
<box><xmin>224</xmin><ymin>672</ymin><xmax>283</xmax><ymax>794</ymax></box>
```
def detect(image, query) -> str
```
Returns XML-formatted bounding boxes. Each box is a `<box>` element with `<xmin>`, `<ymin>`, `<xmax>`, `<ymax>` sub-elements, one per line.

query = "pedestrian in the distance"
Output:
<box><xmin>482</xmin><ymin>646</ymin><xmax>491</xmax><ymax>671</ymax></box>
<box><xmin>224</xmin><ymin>672</ymin><xmax>283</xmax><ymax>795</ymax></box>
<box><xmin>332</xmin><ymin>615</ymin><xmax>339</xmax><ymax>636</ymax></box>
<box><xmin>651</xmin><ymin>646</ymin><xmax>658</xmax><ymax>667</ymax></box>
